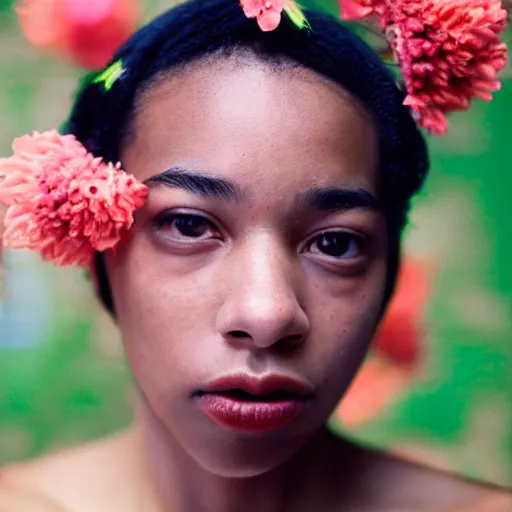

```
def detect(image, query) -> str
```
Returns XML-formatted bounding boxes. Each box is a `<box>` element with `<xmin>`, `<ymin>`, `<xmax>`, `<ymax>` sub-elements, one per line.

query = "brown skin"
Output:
<box><xmin>112</xmin><ymin>56</ymin><xmax>386</xmax><ymax>481</ymax></box>
<box><xmin>1</xmin><ymin>56</ymin><xmax>510</xmax><ymax>511</ymax></box>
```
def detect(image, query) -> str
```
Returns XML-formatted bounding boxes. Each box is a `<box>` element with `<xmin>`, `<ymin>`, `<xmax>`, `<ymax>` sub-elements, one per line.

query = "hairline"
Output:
<box><xmin>121</xmin><ymin>45</ymin><xmax>377</xmax><ymax>152</ymax></box>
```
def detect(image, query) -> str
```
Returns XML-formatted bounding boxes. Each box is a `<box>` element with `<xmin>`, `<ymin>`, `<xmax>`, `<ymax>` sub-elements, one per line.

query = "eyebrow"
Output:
<box><xmin>145</xmin><ymin>167</ymin><xmax>380</xmax><ymax>213</ymax></box>
<box><xmin>145</xmin><ymin>167</ymin><xmax>244</xmax><ymax>201</ymax></box>
<box><xmin>298</xmin><ymin>187</ymin><xmax>381</xmax><ymax>213</ymax></box>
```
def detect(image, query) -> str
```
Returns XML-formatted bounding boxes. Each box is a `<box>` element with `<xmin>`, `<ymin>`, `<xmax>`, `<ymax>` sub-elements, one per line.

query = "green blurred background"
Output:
<box><xmin>0</xmin><ymin>0</ymin><xmax>511</xmax><ymax>488</ymax></box>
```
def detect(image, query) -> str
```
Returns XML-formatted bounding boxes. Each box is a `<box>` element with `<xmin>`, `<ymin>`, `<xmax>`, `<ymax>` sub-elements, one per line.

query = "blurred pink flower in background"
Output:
<box><xmin>373</xmin><ymin>258</ymin><xmax>432</xmax><ymax>367</ymax></box>
<box><xmin>17</xmin><ymin>0</ymin><xmax>140</xmax><ymax>70</ymax></box>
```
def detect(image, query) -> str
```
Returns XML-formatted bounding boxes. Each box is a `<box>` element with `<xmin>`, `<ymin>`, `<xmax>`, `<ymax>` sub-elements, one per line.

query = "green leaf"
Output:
<box><xmin>92</xmin><ymin>59</ymin><xmax>125</xmax><ymax>91</ymax></box>
<box><xmin>284</xmin><ymin>1</ymin><xmax>311</xmax><ymax>30</ymax></box>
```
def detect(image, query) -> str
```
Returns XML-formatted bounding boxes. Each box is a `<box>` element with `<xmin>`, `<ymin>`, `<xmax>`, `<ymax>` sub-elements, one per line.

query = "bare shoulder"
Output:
<box><xmin>442</xmin><ymin>491</ymin><xmax>512</xmax><ymax>511</ymax></box>
<box><xmin>0</xmin><ymin>430</ymin><xmax>139</xmax><ymax>512</ymax></box>
<box><xmin>374</xmin><ymin>451</ymin><xmax>512</xmax><ymax>511</ymax></box>
<box><xmin>0</xmin><ymin>479</ymin><xmax>69</xmax><ymax>512</ymax></box>
<box><xmin>330</xmin><ymin>437</ymin><xmax>512</xmax><ymax>511</ymax></box>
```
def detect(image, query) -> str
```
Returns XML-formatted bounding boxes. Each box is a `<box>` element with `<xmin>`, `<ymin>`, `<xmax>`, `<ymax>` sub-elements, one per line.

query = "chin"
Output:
<box><xmin>181</xmin><ymin>427</ymin><xmax>315</xmax><ymax>478</ymax></box>
<box><xmin>141</xmin><ymin>385</ymin><xmax>339</xmax><ymax>478</ymax></box>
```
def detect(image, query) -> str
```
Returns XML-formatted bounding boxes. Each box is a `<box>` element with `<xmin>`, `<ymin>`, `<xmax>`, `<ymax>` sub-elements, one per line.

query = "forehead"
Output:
<box><xmin>122</xmin><ymin>57</ymin><xmax>379</xmax><ymax>198</ymax></box>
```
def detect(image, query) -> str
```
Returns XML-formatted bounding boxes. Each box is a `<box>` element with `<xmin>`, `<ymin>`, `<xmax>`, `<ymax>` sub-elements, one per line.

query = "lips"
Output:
<box><xmin>195</xmin><ymin>374</ymin><xmax>314</xmax><ymax>434</ymax></box>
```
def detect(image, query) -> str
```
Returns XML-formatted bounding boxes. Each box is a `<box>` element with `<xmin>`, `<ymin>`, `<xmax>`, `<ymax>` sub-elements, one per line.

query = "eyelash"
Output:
<box><xmin>304</xmin><ymin>230</ymin><xmax>364</xmax><ymax>261</ymax></box>
<box><xmin>154</xmin><ymin>212</ymin><xmax>220</xmax><ymax>241</ymax></box>
<box><xmin>153</xmin><ymin>212</ymin><xmax>365</xmax><ymax>261</ymax></box>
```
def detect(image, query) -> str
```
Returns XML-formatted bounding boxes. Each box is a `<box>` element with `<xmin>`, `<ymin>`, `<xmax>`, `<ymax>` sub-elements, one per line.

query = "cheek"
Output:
<box><xmin>304</xmin><ymin>259</ymin><xmax>387</xmax><ymax>401</ymax></box>
<box><xmin>105</xmin><ymin>238</ymin><xmax>222</xmax><ymax>397</ymax></box>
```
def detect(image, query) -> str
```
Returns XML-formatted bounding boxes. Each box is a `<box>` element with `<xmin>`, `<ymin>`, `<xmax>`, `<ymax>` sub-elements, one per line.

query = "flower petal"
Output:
<box><xmin>0</xmin><ymin>131</ymin><xmax>148</xmax><ymax>268</ymax></box>
<box><xmin>339</xmin><ymin>0</ymin><xmax>376</xmax><ymax>21</ymax></box>
<box><xmin>257</xmin><ymin>8</ymin><xmax>282</xmax><ymax>31</ymax></box>
<box><xmin>240</xmin><ymin>0</ymin><xmax>263</xmax><ymax>18</ymax></box>
<box><xmin>63</xmin><ymin>0</ymin><xmax>116</xmax><ymax>26</ymax></box>
<box><xmin>378</xmin><ymin>0</ymin><xmax>508</xmax><ymax>134</ymax></box>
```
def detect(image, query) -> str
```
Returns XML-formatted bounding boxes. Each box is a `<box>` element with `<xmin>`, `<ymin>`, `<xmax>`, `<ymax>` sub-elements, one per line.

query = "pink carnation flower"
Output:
<box><xmin>240</xmin><ymin>0</ymin><xmax>285</xmax><ymax>31</ymax></box>
<box><xmin>0</xmin><ymin>131</ymin><xmax>147</xmax><ymax>267</ymax></box>
<box><xmin>339</xmin><ymin>0</ymin><xmax>508</xmax><ymax>135</ymax></box>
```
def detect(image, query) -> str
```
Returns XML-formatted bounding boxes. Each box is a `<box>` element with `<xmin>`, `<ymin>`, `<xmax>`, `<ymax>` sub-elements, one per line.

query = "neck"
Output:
<box><xmin>132</xmin><ymin>399</ymin><xmax>355</xmax><ymax>512</ymax></box>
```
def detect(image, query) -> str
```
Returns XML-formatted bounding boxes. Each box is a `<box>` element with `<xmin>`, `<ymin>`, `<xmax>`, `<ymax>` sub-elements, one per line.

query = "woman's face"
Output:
<box><xmin>107</xmin><ymin>57</ymin><xmax>387</xmax><ymax>477</ymax></box>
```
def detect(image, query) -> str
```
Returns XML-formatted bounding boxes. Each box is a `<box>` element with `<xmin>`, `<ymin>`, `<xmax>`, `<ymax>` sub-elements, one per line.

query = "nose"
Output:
<box><xmin>215</xmin><ymin>234</ymin><xmax>310</xmax><ymax>351</ymax></box>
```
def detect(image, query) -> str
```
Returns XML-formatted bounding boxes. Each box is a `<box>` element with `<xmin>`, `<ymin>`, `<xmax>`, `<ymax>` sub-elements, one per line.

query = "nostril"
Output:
<box><xmin>229</xmin><ymin>330</ymin><xmax>251</xmax><ymax>339</ymax></box>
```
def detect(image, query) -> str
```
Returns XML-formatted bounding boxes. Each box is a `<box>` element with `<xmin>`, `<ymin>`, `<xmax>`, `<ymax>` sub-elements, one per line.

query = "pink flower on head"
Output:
<box><xmin>339</xmin><ymin>0</ymin><xmax>508</xmax><ymax>135</ymax></box>
<box><xmin>0</xmin><ymin>131</ymin><xmax>147</xmax><ymax>267</ymax></box>
<box><xmin>240</xmin><ymin>0</ymin><xmax>285</xmax><ymax>31</ymax></box>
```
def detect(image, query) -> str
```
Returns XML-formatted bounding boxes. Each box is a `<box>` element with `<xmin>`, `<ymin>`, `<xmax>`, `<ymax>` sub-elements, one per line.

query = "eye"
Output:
<box><xmin>306</xmin><ymin>231</ymin><xmax>363</xmax><ymax>260</ymax></box>
<box><xmin>154</xmin><ymin>213</ymin><xmax>219</xmax><ymax>241</ymax></box>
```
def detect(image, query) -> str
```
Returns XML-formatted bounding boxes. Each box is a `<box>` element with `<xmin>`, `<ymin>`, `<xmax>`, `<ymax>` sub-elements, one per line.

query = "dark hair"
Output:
<box><xmin>65</xmin><ymin>0</ymin><xmax>429</xmax><ymax>314</ymax></box>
